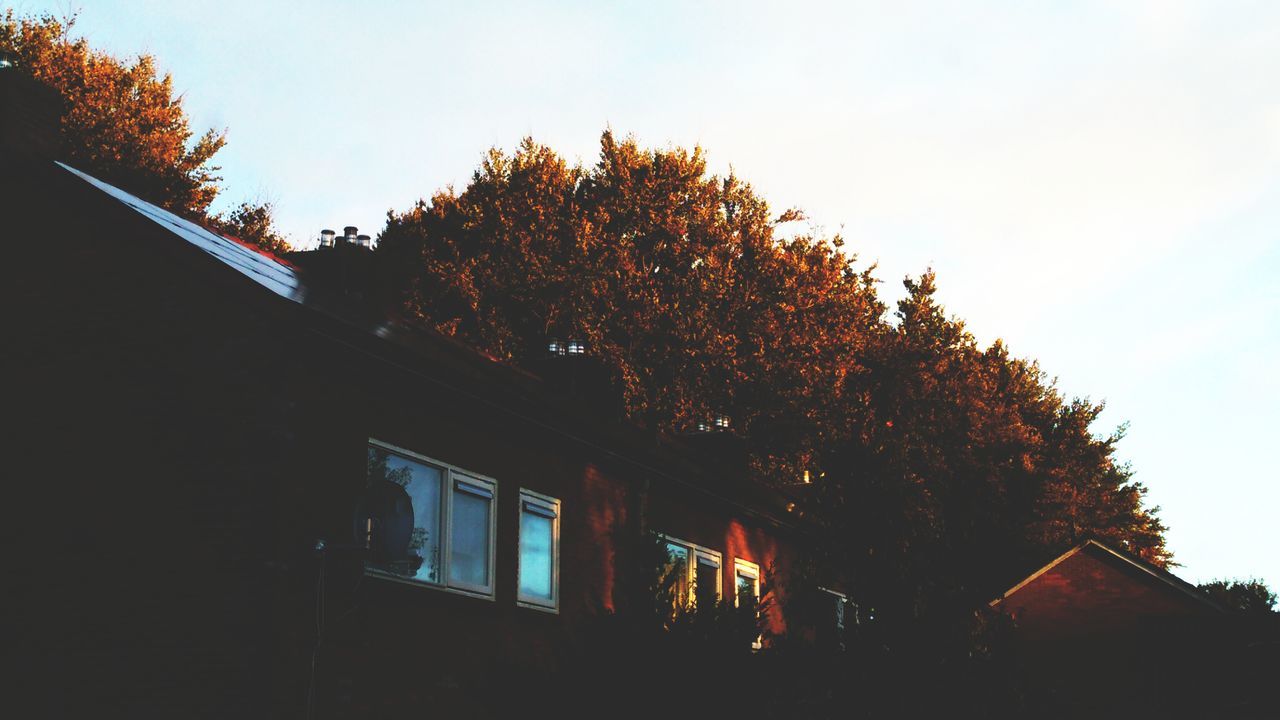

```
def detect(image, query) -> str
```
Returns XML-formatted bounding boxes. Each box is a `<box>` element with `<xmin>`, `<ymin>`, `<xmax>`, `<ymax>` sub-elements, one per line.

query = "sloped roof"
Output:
<box><xmin>58</xmin><ymin>162</ymin><xmax>303</xmax><ymax>301</ymax></box>
<box><xmin>51</xmin><ymin>159</ymin><xmax>798</xmax><ymax>532</ymax></box>
<box><xmin>989</xmin><ymin>540</ymin><xmax>1225</xmax><ymax>614</ymax></box>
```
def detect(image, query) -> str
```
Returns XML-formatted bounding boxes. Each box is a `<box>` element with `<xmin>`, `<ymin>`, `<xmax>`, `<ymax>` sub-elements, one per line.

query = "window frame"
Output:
<box><xmin>364</xmin><ymin>438</ymin><xmax>498</xmax><ymax>601</ymax></box>
<box><xmin>517</xmin><ymin>488</ymin><xmax>561</xmax><ymax>613</ymax></box>
<box><xmin>818</xmin><ymin>586</ymin><xmax>849</xmax><ymax>632</ymax></box>
<box><xmin>735</xmin><ymin>559</ymin><xmax>764</xmax><ymax>650</ymax></box>
<box><xmin>658</xmin><ymin>533</ymin><xmax>722</xmax><ymax>609</ymax></box>
<box><xmin>733</xmin><ymin>558</ymin><xmax>761</xmax><ymax>609</ymax></box>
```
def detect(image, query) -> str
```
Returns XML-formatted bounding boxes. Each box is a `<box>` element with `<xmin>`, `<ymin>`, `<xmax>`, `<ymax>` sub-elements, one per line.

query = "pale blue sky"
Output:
<box><xmin>19</xmin><ymin>0</ymin><xmax>1278</xmax><ymax>588</ymax></box>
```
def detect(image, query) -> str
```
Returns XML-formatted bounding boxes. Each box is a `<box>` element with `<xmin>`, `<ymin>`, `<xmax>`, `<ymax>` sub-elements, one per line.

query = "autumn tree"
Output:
<box><xmin>377</xmin><ymin>132</ymin><xmax>883</xmax><ymax>479</ymax></box>
<box><xmin>812</xmin><ymin>271</ymin><xmax>1168</xmax><ymax>634</ymax></box>
<box><xmin>2</xmin><ymin>11</ymin><xmax>288</xmax><ymax>252</ymax></box>
<box><xmin>207</xmin><ymin>200</ymin><xmax>291</xmax><ymax>256</ymax></box>
<box><xmin>1</xmin><ymin>11</ymin><xmax>225</xmax><ymax>215</ymax></box>
<box><xmin>376</xmin><ymin>132</ymin><xmax>1170</xmax><ymax>636</ymax></box>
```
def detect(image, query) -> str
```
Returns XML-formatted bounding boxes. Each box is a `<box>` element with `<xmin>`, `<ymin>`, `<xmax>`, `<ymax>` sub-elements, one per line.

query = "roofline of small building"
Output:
<box><xmin>989</xmin><ymin>539</ymin><xmax>1226</xmax><ymax>614</ymax></box>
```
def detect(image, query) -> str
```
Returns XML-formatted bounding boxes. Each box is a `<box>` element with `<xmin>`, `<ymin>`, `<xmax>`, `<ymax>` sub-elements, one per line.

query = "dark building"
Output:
<box><xmin>5</xmin><ymin>69</ymin><xmax>830</xmax><ymax>717</ymax></box>
<box><xmin>990</xmin><ymin>540</ymin><xmax>1224</xmax><ymax>638</ymax></box>
<box><xmin>987</xmin><ymin>540</ymin><xmax>1239</xmax><ymax>717</ymax></box>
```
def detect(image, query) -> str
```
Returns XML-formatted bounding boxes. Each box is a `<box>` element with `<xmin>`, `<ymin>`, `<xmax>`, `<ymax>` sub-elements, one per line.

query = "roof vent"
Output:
<box><xmin>318</xmin><ymin>229</ymin><xmax>336</xmax><ymax>248</ymax></box>
<box><xmin>696</xmin><ymin>414</ymin><xmax>731</xmax><ymax>433</ymax></box>
<box><xmin>356</xmin><ymin>234</ymin><xmax>373</xmax><ymax>249</ymax></box>
<box><xmin>547</xmin><ymin>338</ymin><xmax>587</xmax><ymax>357</ymax></box>
<box><xmin>343</xmin><ymin>226</ymin><xmax>358</xmax><ymax>243</ymax></box>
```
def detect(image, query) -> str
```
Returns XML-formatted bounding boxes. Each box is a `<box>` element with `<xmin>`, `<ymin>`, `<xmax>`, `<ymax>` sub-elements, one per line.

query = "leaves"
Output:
<box><xmin>817</xmin><ymin>271</ymin><xmax>1169</xmax><ymax>626</ymax></box>
<box><xmin>375</xmin><ymin>127</ymin><xmax>1171</xmax><ymax>631</ymax></box>
<box><xmin>208</xmin><ymin>200</ymin><xmax>292</xmax><ymax>255</ymax></box>
<box><xmin>1198</xmin><ymin>579</ymin><xmax>1278</xmax><ymax>615</ymax></box>
<box><xmin>3</xmin><ymin>11</ymin><xmax>226</xmax><ymax>217</ymax></box>
<box><xmin>378</xmin><ymin>131</ymin><xmax>883</xmax><ymax>475</ymax></box>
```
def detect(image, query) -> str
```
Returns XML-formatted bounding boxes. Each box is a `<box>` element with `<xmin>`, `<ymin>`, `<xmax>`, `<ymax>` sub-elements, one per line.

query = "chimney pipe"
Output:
<box><xmin>343</xmin><ymin>226</ymin><xmax>358</xmax><ymax>243</ymax></box>
<box><xmin>318</xmin><ymin>229</ymin><xmax>336</xmax><ymax>248</ymax></box>
<box><xmin>356</xmin><ymin>234</ymin><xmax>372</xmax><ymax>249</ymax></box>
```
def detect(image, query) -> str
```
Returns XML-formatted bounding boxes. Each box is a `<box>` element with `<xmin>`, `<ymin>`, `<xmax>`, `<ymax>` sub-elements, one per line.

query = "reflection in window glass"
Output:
<box><xmin>695</xmin><ymin>556</ymin><xmax>721</xmax><ymax>608</ymax></box>
<box><xmin>817</xmin><ymin>587</ymin><xmax>849</xmax><ymax>650</ymax></box>
<box><xmin>737</xmin><ymin>571</ymin><xmax>758</xmax><ymax>609</ymax></box>
<box><xmin>366</xmin><ymin>445</ymin><xmax>442</xmax><ymax>583</ymax></box>
<box><xmin>661</xmin><ymin>538</ymin><xmax>724</xmax><ymax>611</ymax></box>
<box><xmin>519</xmin><ymin>493</ymin><xmax>559</xmax><ymax>607</ymax></box>
<box><xmin>449</xmin><ymin>483</ymin><xmax>491</xmax><ymax>588</ymax></box>
<box><xmin>666</xmin><ymin>543</ymin><xmax>691</xmax><ymax>607</ymax></box>
<box><xmin>736</xmin><ymin>560</ymin><xmax>763</xmax><ymax>650</ymax></box>
<box><xmin>520</xmin><ymin>513</ymin><xmax>553</xmax><ymax>598</ymax></box>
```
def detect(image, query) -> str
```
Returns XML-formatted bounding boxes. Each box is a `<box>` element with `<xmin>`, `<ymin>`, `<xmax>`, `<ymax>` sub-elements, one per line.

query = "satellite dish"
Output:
<box><xmin>354</xmin><ymin>478</ymin><xmax>422</xmax><ymax>575</ymax></box>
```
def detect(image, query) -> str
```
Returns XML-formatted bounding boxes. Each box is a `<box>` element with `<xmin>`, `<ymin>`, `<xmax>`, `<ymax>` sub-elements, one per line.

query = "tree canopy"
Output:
<box><xmin>1</xmin><ymin>11</ymin><xmax>287</xmax><ymax>251</ymax></box>
<box><xmin>2</xmin><ymin>5</ymin><xmax>1175</xmax><ymax>629</ymax></box>
<box><xmin>816</xmin><ymin>270</ymin><xmax>1169</xmax><ymax>627</ymax></box>
<box><xmin>378</xmin><ymin>133</ymin><xmax>884</xmax><ymax>480</ymax></box>
<box><xmin>376</xmin><ymin>132</ymin><xmax>1172</xmax><ymax>619</ymax></box>
<box><xmin>1198</xmin><ymin>579</ymin><xmax>1278</xmax><ymax>615</ymax></box>
<box><xmin>207</xmin><ymin>200</ymin><xmax>291</xmax><ymax>256</ymax></box>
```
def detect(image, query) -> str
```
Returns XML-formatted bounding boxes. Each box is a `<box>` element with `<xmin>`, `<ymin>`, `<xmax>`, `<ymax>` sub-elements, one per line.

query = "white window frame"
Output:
<box><xmin>365</xmin><ymin>438</ymin><xmax>498</xmax><ymax>600</ymax></box>
<box><xmin>735</xmin><ymin>559</ymin><xmax>764</xmax><ymax>650</ymax></box>
<box><xmin>658</xmin><ymin>534</ymin><xmax>722</xmax><ymax>609</ymax></box>
<box><xmin>733</xmin><ymin>559</ymin><xmax>761</xmax><ymax>608</ymax></box>
<box><xmin>517</xmin><ymin>488</ymin><xmax>561</xmax><ymax>613</ymax></box>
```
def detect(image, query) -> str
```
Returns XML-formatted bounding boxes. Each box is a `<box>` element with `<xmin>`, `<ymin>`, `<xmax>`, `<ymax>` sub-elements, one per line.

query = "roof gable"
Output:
<box><xmin>991</xmin><ymin>540</ymin><xmax>1224</xmax><ymax>615</ymax></box>
<box><xmin>57</xmin><ymin>162</ymin><xmax>302</xmax><ymax>301</ymax></box>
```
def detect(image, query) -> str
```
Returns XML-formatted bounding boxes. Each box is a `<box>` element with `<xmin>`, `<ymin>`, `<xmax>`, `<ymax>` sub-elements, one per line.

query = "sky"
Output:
<box><xmin>17</xmin><ymin>0</ymin><xmax>1278</xmax><ymax>589</ymax></box>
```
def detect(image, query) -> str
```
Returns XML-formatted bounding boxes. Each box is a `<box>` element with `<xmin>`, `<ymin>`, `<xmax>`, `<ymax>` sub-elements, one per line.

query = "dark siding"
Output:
<box><xmin>8</xmin><ymin>157</ymin><xmax>806</xmax><ymax>717</ymax></box>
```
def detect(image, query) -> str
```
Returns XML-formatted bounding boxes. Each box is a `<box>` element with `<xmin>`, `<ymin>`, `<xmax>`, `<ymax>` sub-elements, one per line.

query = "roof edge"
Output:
<box><xmin>989</xmin><ymin>540</ymin><xmax>1226</xmax><ymax>614</ymax></box>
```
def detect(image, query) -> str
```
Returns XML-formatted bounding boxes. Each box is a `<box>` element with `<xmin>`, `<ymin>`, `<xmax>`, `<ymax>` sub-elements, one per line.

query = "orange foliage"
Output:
<box><xmin>2</xmin><ymin>11</ymin><xmax>225</xmax><ymax>216</ymax></box>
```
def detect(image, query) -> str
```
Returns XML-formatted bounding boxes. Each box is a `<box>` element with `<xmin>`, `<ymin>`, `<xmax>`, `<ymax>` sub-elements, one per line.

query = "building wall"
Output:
<box><xmin>991</xmin><ymin>545</ymin><xmax>1229</xmax><ymax>716</ymax></box>
<box><xmin>255</xmin><ymin>329</ymin><xmax>810</xmax><ymax>716</ymax></box>
<box><xmin>10</xmin><ymin>159</ymin><xmax>305</xmax><ymax>716</ymax></box>
<box><xmin>9</xmin><ymin>157</ymin><xmax>809</xmax><ymax>717</ymax></box>
<box><xmin>997</xmin><ymin>545</ymin><xmax>1214</xmax><ymax>643</ymax></box>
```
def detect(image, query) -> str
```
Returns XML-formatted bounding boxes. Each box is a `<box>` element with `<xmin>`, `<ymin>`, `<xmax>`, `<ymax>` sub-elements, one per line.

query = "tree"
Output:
<box><xmin>2</xmin><ymin>9</ymin><xmax>287</xmax><ymax>258</ymax></box>
<box><xmin>811</xmin><ymin>270</ymin><xmax>1168</xmax><ymax>635</ymax></box>
<box><xmin>377</xmin><ymin>132</ymin><xmax>882</xmax><ymax>479</ymax></box>
<box><xmin>376</xmin><ymin>132</ymin><xmax>1170</xmax><ymax>641</ymax></box>
<box><xmin>1198</xmin><ymin>579</ymin><xmax>1278</xmax><ymax>615</ymax></box>
<box><xmin>208</xmin><ymin>200</ymin><xmax>291</xmax><ymax>255</ymax></box>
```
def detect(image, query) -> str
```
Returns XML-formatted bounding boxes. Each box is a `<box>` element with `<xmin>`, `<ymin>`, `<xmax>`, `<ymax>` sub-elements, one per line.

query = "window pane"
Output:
<box><xmin>737</xmin><ymin>572</ymin><xmax>758</xmax><ymax>608</ymax></box>
<box><xmin>665</xmin><ymin>543</ymin><xmax>690</xmax><ymax>606</ymax></box>
<box><xmin>449</xmin><ymin>484</ymin><xmax>491</xmax><ymax>588</ymax></box>
<box><xmin>695</xmin><ymin>561</ymin><xmax>719</xmax><ymax>608</ymax></box>
<box><xmin>366</xmin><ymin>446</ymin><xmax>442</xmax><ymax>583</ymax></box>
<box><xmin>519</xmin><ymin>509</ymin><xmax>554</xmax><ymax>602</ymax></box>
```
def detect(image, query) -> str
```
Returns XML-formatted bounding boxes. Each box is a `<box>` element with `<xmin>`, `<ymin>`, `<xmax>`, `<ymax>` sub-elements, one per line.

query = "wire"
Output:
<box><xmin>306</xmin><ymin>548</ymin><xmax>326</xmax><ymax>720</ymax></box>
<box><xmin>305</xmin><ymin>546</ymin><xmax>367</xmax><ymax>720</ymax></box>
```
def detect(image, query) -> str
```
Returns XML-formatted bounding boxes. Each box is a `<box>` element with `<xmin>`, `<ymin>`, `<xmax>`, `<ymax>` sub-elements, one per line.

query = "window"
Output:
<box><xmin>518</xmin><ymin>489</ymin><xmax>561</xmax><ymax>611</ymax></box>
<box><xmin>735</xmin><ymin>559</ymin><xmax>764</xmax><ymax>650</ymax></box>
<box><xmin>818</xmin><ymin>587</ymin><xmax>848</xmax><ymax>629</ymax></box>
<box><xmin>818</xmin><ymin>586</ymin><xmax>849</xmax><ymax>649</ymax></box>
<box><xmin>364</xmin><ymin>440</ymin><xmax>497</xmax><ymax>598</ymax></box>
<box><xmin>660</xmin><ymin>535</ymin><xmax>722</xmax><ymax>610</ymax></box>
<box><xmin>734</xmin><ymin>559</ymin><xmax>761</xmax><ymax>610</ymax></box>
